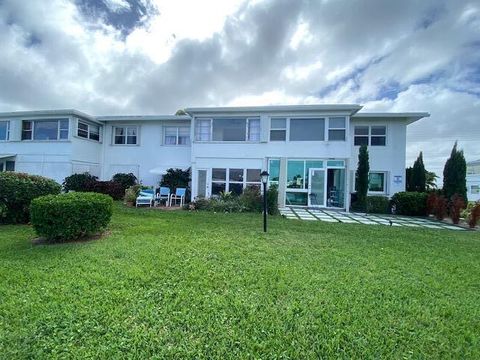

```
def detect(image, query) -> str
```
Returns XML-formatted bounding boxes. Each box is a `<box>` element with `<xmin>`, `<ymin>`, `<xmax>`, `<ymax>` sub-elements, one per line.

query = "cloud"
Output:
<box><xmin>0</xmin><ymin>0</ymin><xmax>479</xmax><ymax>178</ymax></box>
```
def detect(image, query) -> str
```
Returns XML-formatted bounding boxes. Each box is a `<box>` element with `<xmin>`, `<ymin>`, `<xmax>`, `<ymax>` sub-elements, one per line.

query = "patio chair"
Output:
<box><xmin>136</xmin><ymin>189</ymin><xmax>155</xmax><ymax>207</ymax></box>
<box><xmin>155</xmin><ymin>186</ymin><xmax>171</xmax><ymax>206</ymax></box>
<box><xmin>169</xmin><ymin>188</ymin><xmax>186</xmax><ymax>207</ymax></box>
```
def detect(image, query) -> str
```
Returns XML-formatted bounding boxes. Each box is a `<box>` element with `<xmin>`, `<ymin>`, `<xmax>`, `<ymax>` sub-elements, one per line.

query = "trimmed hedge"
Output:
<box><xmin>366</xmin><ymin>196</ymin><xmax>390</xmax><ymax>214</ymax></box>
<box><xmin>0</xmin><ymin>172</ymin><xmax>61</xmax><ymax>224</ymax></box>
<box><xmin>91</xmin><ymin>181</ymin><xmax>125</xmax><ymax>200</ymax></box>
<box><xmin>30</xmin><ymin>192</ymin><xmax>113</xmax><ymax>242</ymax></box>
<box><xmin>63</xmin><ymin>173</ymin><xmax>98</xmax><ymax>192</ymax></box>
<box><xmin>391</xmin><ymin>192</ymin><xmax>428</xmax><ymax>216</ymax></box>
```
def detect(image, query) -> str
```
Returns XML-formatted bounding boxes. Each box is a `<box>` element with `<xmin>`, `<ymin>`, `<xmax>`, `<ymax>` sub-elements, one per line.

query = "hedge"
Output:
<box><xmin>0</xmin><ymin>172</ymin><xmax>61</xmax><ymax>224</ymax></box>
<box><xmin>391</xmin><ymin>192</ymin><xmax>428</xmax><ymax>216</ymax></box>
<box><xmin>366</xmin><ymin>196</ymin><xmax>390</xmax><ymax>214</ymax></box>
<box><xmin>30</xmin><ymin>192</ymin><xmax>113</xmax><ymax>242</ymax></box>
<box><xmin>63</xmin><ymin>173</ymin><xmax>124</xmax><ymax>200</ymax></box>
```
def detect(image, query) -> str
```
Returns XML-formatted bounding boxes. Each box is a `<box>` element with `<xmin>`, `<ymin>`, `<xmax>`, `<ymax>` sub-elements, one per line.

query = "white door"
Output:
<box><xmin>308</xmin><ymin>168</ymin><xmax>326</xmax><ymax>207</ymax></box>
<box><xmin>196</xmin><ymin>169</ymin><xmax>209</xmax><ymax>198</ymax></box>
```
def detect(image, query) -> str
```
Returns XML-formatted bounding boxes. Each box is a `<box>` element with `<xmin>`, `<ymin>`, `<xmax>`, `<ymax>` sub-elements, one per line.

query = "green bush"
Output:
<box><xmin>239</xmin><ymin>187</ymin><xmax>262</xmax><ymax>212</ymax></box>
<box><xmin>0</xmin><ymin>172</ymin><xmax>61</xmax><ymax>224</ymax></box>
<box><xmin>30</xmin><ymin>192</ymin><xmax>113</xmax><ymax>242</ymax></box>
<box><xmin>267</xmin><ymin>184</ymin><xmax>279</xmax><ymax>215</ymax></box>
<box><xmin>91</xmin><ymin>180</ymin><xmax>125</xmax><ymax>200</ymax></box>
<box><xmin>391</xmin><ymin>192</ymin><xmax>428</xmax><ymax>216</ymax></box>
<box><xmin>112</xmin><ymin>173</ymin><xmax>137</xmax><ymax>190</ymax></box>
<box><xmin>366</xmin><ymin>196</ymin><xmax>390</xmax><ymax>214</ymax></box>
<box><xmin>124</xmin><ymin>184</ymin><xmax>146</xmax><ymax>205</ymax></box>
<box><xmin>63</xmin><ymin>173</ymin><xmax>97</xmax><ymax>192</ymax></box>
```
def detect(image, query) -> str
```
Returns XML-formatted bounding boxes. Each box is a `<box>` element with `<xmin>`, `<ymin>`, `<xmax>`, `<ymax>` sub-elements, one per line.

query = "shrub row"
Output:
<box><xmin>0</xmin><ymin>172</ymin><xmax>61</xmax><ymax>224</ymax></box>
<box><xmin>391</xmin><ymin>192</ymin><xmax>428</xmax><ymax>216</ymax></box>
<box><xmin>30</xmin><ymin>192</ymin><xmax>113</xmax><ymax>242</ymax></box>
<box><xmin>63</xmin><ymin>172</ymin><xmax>136</xmax><ymax>200</ymax></box>
<box><xmin>188</xmin><ymin>186</ymin><xmax>279</xmax><ymax>215</ymax></box>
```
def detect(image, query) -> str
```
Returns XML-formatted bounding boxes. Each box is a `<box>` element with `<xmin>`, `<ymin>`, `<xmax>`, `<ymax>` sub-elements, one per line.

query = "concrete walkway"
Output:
<box><xmin>279</xmin><ymin>207</ymin><xmax>466</xmax><ymax>231</ymax></box>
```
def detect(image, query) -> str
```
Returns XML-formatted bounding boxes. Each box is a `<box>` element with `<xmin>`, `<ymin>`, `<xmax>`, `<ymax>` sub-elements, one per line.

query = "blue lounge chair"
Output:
<box><xmin>136</xmin><ymin>189</ymin><xmax>155</xmax><ymax>207</ymax></box>
<box><xmin>156</xmin><ymin>186</ymin><xmax>171</xmax><ymax>206</ymax></box>
<box><xmin>169</xmin><ymin>188</ymin><xmax>186</xmax><ymax>207</ymax></box>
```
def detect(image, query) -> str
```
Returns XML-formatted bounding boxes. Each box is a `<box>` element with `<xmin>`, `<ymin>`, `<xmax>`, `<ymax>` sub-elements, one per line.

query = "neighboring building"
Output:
<box><xmin>467</xmin><ymin>159</ymin><xmax>480</xmax><ymax>202</ymax></box>
<box><xmin>0</xmin><ymin>105</ymin><xmax>429</xmax><ymax>209</ymax></box>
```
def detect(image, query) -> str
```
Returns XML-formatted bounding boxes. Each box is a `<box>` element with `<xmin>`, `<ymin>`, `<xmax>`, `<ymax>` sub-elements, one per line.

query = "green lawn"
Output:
<box><xmin>1</xmin><ymin>204</ymin><xmax>479</xmax><ymax>359</ymax></box>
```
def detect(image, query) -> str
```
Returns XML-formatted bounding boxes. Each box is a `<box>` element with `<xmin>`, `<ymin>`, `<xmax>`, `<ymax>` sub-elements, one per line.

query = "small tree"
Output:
<box><xmin>355</xmin><ymin>144</ymin><xmax>369</xmax><ymax>210</ymax></box>
<box><xmin>412</xmin><ymin>152</ymin><xmax>426</xmax><ymax>192</ymax></box>
<box><xmin>175</xmin><ymin>109</ymin><xmax>187</xmax><ymax>116</ymax></box>
<box><xmin>425</xmin><ymin>171</ymin><xmax>438</xmax><ymax>190</ymax></box>
<box><xmin>443</xmin><ymin>142</ymin><xmax>467</xmax><ymax>202</ymax></box>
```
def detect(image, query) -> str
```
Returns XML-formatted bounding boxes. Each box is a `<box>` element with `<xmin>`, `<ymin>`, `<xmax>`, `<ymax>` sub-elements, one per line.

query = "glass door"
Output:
<box><xmin>308</xmin><ymin>168</ymin><xmax>325</xmax><ymax>207</ymax></box>
<box><xmin>197</xmin><ymin>169</ymin><xmax>208</xmax><ymax>198</ymax></box>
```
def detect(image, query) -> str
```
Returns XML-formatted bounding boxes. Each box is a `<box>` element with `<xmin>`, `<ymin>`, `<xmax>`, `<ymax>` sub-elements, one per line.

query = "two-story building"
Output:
<box><xmin>0</xmin><ymin>105</ymin><xmax>429</xmax><ymax>209</ymax></box>
<box><xmin>467</xmin><ymin>160</ymin><xmax>480</xmax><ymax>202</ymax></box>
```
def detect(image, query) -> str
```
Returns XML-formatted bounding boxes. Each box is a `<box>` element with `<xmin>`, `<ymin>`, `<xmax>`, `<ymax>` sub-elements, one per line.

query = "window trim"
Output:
<box><xmin>269</xmin><ymin>117</ymin><xmax>287</xmax><ymax>142</ymax></box>
<box><xmin>210</xmin><ymin>168</ymin><xmax>262</xmax><ymax>196</ymax></box>
<box><xmin>354</xmin><ymin>125</ymin><xmax>387</xmax><ymax>146</ymax></box>
<box><xmin>0</xmin><ymin>121</ymin><xmax>10</xmax><ymax>141</ymax></box>
<box><xmin>77</xmin><ymin>120</ymin><xmax>101</xmax><ymax>142</ymax></box>
<box><xmin>112</xmin><ymin>125</ymin><xmax>139</xmax><ymax>146</ymax></box>
<box><xmin>195</xmin><ymin>117</ymin><xmax>261</xmax><ymax>143</ymax></box>
<box><xmin>368</xmin><ymin>171</ymin><xmax>387</xmax><ymax>194</ymax></box>
<box><xmin>163</xmin><ymin>125</ymin><xmax>191</xmax><ymax>146</ymax></box>
<box><xmin>0</xmin><ymin>159</ymin><xmax>15</xmax><ymax>172</ymax></box>
<box><xmin>21</xmin><ymin>118</ymin><xmax>70</xmax><ymax>141</ymax></box>
<box><xmin>327</xmin><ymin>117</ymin><xmax>347</xmax><ymax>142</ymax></box>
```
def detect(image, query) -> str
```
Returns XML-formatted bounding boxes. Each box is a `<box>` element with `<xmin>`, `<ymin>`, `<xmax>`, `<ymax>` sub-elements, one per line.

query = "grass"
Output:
<box><xmin>1</xmin><ymin>204</ymin><xmax>479</xmax><ymax>359</ymax></box>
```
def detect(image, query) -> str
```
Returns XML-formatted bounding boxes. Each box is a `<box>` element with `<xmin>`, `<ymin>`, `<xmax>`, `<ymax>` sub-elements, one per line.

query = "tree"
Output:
<box><xmin>405</xmin><ymin>167</ymin><xmax>414</xmax><ymax>191</ymax></box>
<box><xmin>412</xmin><ymin>152</ymin><xmax>426</xmax><ymax>192</ymax></box>
<box><xmin>443</xmin><ymin>141</ymin><xmax>467</xmax><ymax>201</ymax></box>
<box><xmin>175</xmin><ymin>109</ymin><xmax>187</xmax><ymax>116</ymax></box>
<box><xmin>425</xmin><ymin>171</ymin><xmax>438</xmax><ymax>190</ymax></box>
<box><xmin>355</xmin><ymin>144</ymin><xmax>369</xmax><ymax>209</ymax></box>
<box><xmin>160</xmin><ymin>168</ymin><xmax>191</xmax><ymax>193</ymax></box>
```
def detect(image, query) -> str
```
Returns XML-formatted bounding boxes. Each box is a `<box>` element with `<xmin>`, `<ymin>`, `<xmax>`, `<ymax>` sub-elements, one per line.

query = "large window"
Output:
<box><xmin>290</xmin><ymin>118</ymin><xmax>325</xmax><ymax>141</ymax></box>
<box><xmin>368</xmin><ymin>172</ymin><xmax>386</xmax><ymax>193</ymax></box>
<box><xmin>268</xmin><ymin>159</ymin><xmax>280</xmax><ymax>184</ymax></box>
<box><xmin>77</xmin><ymin>121</ymin><xmax>100</xmax><ymax>141</ymax></box>
<box><xmin>195</xmin><ymin>118</ymin><xmax>260</xmax><ymax>142</ymax></box>
<box><xmin>164</xmin><ymin>126</ymin><xmax>190</xmax><ymax>145</ymax></box>
<box><xmin>22</xmin><ymin>119</ymin><xmax>69</xmax><ymax>141</ymax></box>
<box><xmin>328</xmin><ymin>117</ymin><xmax>346</xmax><ymax>141</ymax></box>
<box><xmin>0</xmin><ymin>121</ymin><xmax>9</xmax><ymax>140</ymax></box>
<box><xmin>0</xmin><ymin>160</ymin><xmax>15</xmax><ymax>172</ymax></box>
<box><xmin>211</xmin><ymin>168</ymin><xmax>261</xmax><ymax>196</ymax></box>
<box><xmin>354</xmin><ymin>125</ymin><xmax>386</xmax><ymax>146</ymax></box>
<box><xmin>270</xmin><ymin>118</ymin><xmax>286</xmax><ymax>141</ymax></box>
<box><xmin>114</xmin><ymin>126</ymin><xmax>138</xmax><ymax>145</ymax></box>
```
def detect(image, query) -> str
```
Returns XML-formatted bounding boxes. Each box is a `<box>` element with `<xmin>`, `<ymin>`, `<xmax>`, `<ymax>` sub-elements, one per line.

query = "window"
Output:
<box><xmin>77</xmin><ymin>121</ymin><xmax>100</xmax><ymax>141</ymax></box>
<box><xmin>270</xmin><ymin>118</ymin><xmax>286</xmax><ymax>141</ymax></box>
<box><xmin>290</xmin><ymin>118</ymin><xmax>325</xmax><ymax>141</ymax></box>
<box><xmin>164</xmin><ymin>126</ymin><xmax>190</xmax><ymax>145</ymax></box>
<box><xmin>354</xmin><ymin>125</ymin><xmax>386</xmax><ymax>146</ymax></box>
<box><xmin>471</xmin><ymin>185</ymin><xmax>480</xmax><ymax>194</ymax></box>
<box><xmin>114</xmin><ymin>126</ymin><xmax>137</xmax><ymax>145</ymax></box>
<box><xmin>0</xmin><ymin>121</ymin><xmax>9</xmax><ymax>140</ymax></box>
<box><xmin>287</xmin><ymin>160</ymin><xmax>305</xmax><ymax>188</ymax></box>
<box><xmin>328</xmin><ymin>117</ymin><xmax>346</xmax><ymax>141</ymax></box>
<box><xmin>0</xmin><ymin>160</ymin><xmax>15</xmax><ymax>172</ymax></box>
<box><xmin>195</xmin><ymin>117</ymin><xmax>261</xmax><ymax>142</ymax></box>
<box><xmin>268</xmin><ymin>159</ymin><xmax>280</xmax><ymax>184</ymax></box>
<box><xmin>211</xmin><ymin>168</ymin><xmax>262</xmax><ymax>196</ymax></box>
<box><xmin>247</xmin><ymin>118</ymin><xmax>260</xmax><ymax>141</ymax></box>
<box><xmin>368</xmin><ymin>172</ymin><xmax>386</xmax><ymax>192</ymax></box>
<box><xmin>195</xmin><ymin>119</ymin><xmax>212</xmax><ymax>141</ymax></box>
<box><xmin>21</xmin><ymin>119</ymin><xmax>69</xmax><ymax>141</ymax></box>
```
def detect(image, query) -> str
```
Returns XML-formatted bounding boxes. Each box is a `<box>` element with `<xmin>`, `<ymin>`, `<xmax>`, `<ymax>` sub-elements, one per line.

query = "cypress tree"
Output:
<box><xmin>356</xmin><ymin>144</ymin><xmax>369</xmax><ymax>209</ymax></box>
<box><xmin>412</xmin><ymin>152</ymin><xmax>426</xmax><ymax>192</ymax></box>
<box><xmin>443</xmin><ymin>142</ymin><xmax>467</xmax><ymax>201</ymax></box>
<box><xmin>405</xmin><ymin>167</ymin><xmax>413</xmax><ymax>191</ymax></box>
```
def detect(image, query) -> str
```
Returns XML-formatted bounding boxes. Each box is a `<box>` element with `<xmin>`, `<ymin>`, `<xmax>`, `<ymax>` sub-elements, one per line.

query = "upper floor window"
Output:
<box><xmin>114</xmin><ymin>126</ymin><xmax>137</xmax><ymax>145</ymax></box>
<box><xmin>0</xmin><ymin>121</ymin><xmax>9</xmax><ymax>140</ymax></box>
<box><xmin>328</xmin><ymin>117</ymin><xmax>346</xmax><ymax>141</ymax></box>
<box><xmin>354</xmin><ymin>125</ymin><xmax>386</xmax><ymax>146</ymax></box>
<box><xmin>270</xmin><ymin>118</ymin><xmax>286</xmax><ymax>141</ymax></box>
<box><xmin>164</xmin><ymin>126</ymin><xmax>190</xmax><ymax>145</ymax></box>
<box><xmin>195</xmin><ymin>117</ymin><xmax>260</xmax><ymax>142</ymax></box>
<box><xmin>21</xmin><ymin>119</ymin><xmax>69</xmax><ymax>141</ymax></box>
<box><xmin>290</xmin><ymin>118</ymin><xmax>325</xmax><ymax>141</ymax></box>
<box><xmin>77</xmin><ymin>121</ymin><xmax>100</xmax><ymax>141</ymax></box>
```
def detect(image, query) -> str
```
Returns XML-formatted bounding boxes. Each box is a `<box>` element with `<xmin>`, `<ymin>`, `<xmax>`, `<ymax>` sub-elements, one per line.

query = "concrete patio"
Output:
<box><xmin>279</xmin><ymin>207</ymin><xmax>466</xmax><ymax>231</ymax></box>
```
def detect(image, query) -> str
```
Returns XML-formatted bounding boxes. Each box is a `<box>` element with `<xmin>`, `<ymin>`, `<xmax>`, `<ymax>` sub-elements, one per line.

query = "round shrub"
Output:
<box><xmin>0</xmin><ymin>172</ymin><xmax>61</xmax><ymax>224</ymax></box>
<box><xmin>112</xmin><ymin>172</ymin><xmax>137</xmax><ymax>190</ymax></box>
<box><xmin>30</xmin><ymin>192</ymin><xmax>113</xmax><ymax>242</ymax></box>
<box><xmin>63</xmin><ymin>172</ymin><xmax>98</xmax><ymax>192</ymax></box>
<box><xmin>366</xmin><ymin>195</ymin><xmax>391</xmax><ymax>214</ymax></box>
<box><xmin>391</xmin><ymin>191</ymin><xmax>428</xmax><ymax>216</ymax></box>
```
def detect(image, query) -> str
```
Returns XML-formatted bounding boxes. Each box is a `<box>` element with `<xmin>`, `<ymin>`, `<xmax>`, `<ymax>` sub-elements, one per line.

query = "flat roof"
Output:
<box><xmin>185</xmin><ymin>104</ymin><xmax>363</xmax><ymax>115</ymax></box>
<box><xmin>0</xmin><ymin>109</ymin><xmax>99</xmax><ymax>123</ymax></box>
<box><xmin>352</xmin><ymin>112</ymin><xmax>430</xmax><ymax>124</ymax></box>
<box><xmin>96</xmin><ymin>115</ymin><xmax>191</xmax><ymax>122</ymax></box>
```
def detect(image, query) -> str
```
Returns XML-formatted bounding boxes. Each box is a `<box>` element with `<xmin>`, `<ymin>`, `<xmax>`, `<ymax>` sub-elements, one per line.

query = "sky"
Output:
<box><xmin>0</xmin><ymin>0</ymin><xmax>479</xmax><ymax>179</ymax></box>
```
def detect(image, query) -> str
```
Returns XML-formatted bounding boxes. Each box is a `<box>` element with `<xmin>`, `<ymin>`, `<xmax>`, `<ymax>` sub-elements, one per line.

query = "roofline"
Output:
<box><xmin>353</xmin><ymin>112</ymin><xmax>430</xmax><ymax>124</ymax></box>
<box><xmin>96</xmin><ymin>115</ymin><xmax>191</xmax><ymax>122</ymax></box>
<box><xmin>185</xmin><ymin>104</ymin><xmax>363</xmax><ymax>115</ymax></box>
<box><xmin>0</xmin><ymin>109</ymin><xmax>99</xmax><ymax>123</ymax></box>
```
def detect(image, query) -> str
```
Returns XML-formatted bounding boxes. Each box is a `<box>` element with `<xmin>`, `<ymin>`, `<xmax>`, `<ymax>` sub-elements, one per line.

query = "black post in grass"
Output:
<box><xmin>260</xmin><ymin>171</ymin><xmax>269</xmax><ymax>233</ymax></box>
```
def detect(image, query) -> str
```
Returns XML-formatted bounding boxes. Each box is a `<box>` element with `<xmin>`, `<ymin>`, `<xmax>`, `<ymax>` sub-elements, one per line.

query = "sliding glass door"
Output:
<box><xmin>308</xmin><ymin>168</ymin><xmax>325</xmax><ymax>207</ymax></box>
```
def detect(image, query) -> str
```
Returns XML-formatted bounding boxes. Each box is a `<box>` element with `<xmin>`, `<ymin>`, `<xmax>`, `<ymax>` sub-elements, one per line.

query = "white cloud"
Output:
<box><xmin>103</xmin><ymin>0</ymin><xmax>131</xmax><ymax>13</ymax></box>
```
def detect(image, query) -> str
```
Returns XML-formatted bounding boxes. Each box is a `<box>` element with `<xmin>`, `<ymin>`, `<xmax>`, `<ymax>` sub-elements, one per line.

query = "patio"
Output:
<box><xmin>279</xmin><ymin>207</ymin><xmax>467</xmax><ymax>231</ymax></box>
